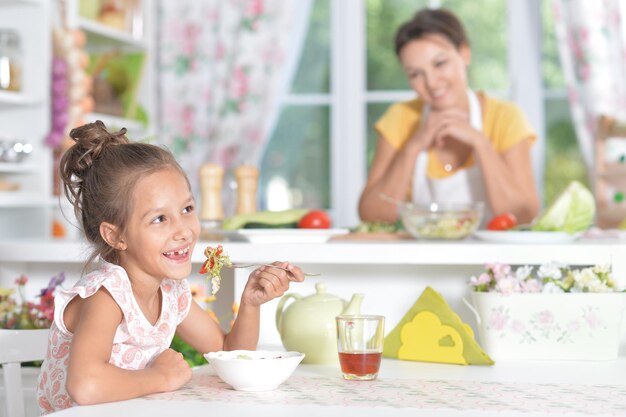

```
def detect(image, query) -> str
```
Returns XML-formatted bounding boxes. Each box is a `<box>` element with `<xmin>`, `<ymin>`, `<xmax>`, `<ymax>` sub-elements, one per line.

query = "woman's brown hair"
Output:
<box><xmin>394</xmin><ymin>8</ymin><xmax>469</xmax><ymax>56</ymax></box>
<box><xmin>59</xmin><ymin>120</ymin><xmax>188</xmax><ymax>265</ymax></box>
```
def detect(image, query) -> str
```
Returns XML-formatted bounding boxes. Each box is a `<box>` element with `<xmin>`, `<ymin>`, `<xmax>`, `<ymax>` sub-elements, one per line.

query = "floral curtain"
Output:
<box><xmin>552</xmin><ymin>0</ymin><xmax>626</xmax><ymax>168</ymax></box>
<box><xmin>157</xmin><ymin>0</ymin><xmax>300</xmax><ymax>201</ymax></box>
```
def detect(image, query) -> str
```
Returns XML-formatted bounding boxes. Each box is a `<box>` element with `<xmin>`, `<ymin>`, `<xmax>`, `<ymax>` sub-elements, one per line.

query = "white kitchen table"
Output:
<box><xmin>49</xmin><ymin>356</ymin><xmax>626</xmax><ymax>417</ymax></box>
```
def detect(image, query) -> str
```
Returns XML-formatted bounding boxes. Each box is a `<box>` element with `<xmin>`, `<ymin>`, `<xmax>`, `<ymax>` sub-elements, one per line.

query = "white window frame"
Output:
<box><xmin>283</xmin><ymin>0</ymin><xmax>547</xmax><ymax>227</ymax></box>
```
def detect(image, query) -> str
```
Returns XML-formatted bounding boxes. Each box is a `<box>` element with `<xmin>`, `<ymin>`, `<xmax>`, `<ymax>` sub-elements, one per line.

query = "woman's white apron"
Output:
<box><xmin>411</xmin><ymin>90</ymin><xmax>492</xmax><ymax>221</ymax></box>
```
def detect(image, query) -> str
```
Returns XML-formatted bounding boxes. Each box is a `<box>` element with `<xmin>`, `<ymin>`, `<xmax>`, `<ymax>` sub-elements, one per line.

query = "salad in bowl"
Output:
<box><xmin>399</xmin><ymin>202</ymin><xmax>483</xmax><ymax>240</ymax></box>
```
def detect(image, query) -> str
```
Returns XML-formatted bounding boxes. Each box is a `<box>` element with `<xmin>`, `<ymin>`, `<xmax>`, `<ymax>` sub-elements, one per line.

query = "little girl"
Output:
<box><xmin>37</xmin><ymin>121</ymin><xmax>305</xmax><ymax>414</ymax></box>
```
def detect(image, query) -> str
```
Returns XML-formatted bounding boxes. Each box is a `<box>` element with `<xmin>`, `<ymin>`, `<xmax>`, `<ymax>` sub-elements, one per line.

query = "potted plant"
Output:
<box><xmin>0</xmin><ymin>274</ymin><xmax>65</xmax><ymax>362</ymax></box>
<box><xmin>465</xmin><ymin>263</ymin><xmax>626</xmax><ymax>361</ymax></box>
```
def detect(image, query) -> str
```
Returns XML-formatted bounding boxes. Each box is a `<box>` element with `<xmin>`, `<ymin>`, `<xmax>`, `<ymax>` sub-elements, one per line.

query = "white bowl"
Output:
<box><xmin>400</xmin><ymin>202</ymin><xmax>483</xmax><ymax>240</ymax></box>
<box><xmin>204</xmin><ymin>350</ymin><xmax>305</xmax><ymax>391</ymax></box>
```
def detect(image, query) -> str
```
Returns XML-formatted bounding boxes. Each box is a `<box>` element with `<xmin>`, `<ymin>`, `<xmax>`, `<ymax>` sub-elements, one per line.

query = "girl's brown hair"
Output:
<box><xmin>394</xmin><ymin>8</ymin><xmax>469</xmax><ymax>56</ymax></box>
<box><xmin>59</xmin><ymin>120</ymin><xmax>187</xmax><ymax>265</ymax></box>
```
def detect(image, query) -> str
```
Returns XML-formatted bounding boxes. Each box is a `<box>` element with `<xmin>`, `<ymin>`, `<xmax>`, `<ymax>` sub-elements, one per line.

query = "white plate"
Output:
<box><xmin>473</xmin><ymin>230</ymin><xmax>582</xmax><ymax>244</ymax></box>
<box><xmin>233</xmin><ymin>228</ymin><xmax>350</xmax><ymax>243</ymax></box>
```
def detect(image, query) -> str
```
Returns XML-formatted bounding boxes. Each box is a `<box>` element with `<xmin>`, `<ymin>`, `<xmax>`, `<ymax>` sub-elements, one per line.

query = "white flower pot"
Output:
<box><xmin>466</xmin><ymin>292</ymin><xmax>626</xmax><ymax>361</ymax></box>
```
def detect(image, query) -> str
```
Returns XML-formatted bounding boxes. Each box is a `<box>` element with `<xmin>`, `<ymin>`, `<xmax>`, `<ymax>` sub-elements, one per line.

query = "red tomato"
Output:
<box><xmin>298</xmin><ymin>210</ymin><xmax>332</xmax><ymax>229</ymax></box>
<box><xmin>487</xmin><ymin>214</ymin><xmax>518</xmax><ymax>231</ymax></box>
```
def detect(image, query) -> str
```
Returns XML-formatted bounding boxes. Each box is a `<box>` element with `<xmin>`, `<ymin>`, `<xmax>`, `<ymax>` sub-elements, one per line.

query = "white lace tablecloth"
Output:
<box><xmin>146</xmin><ymin>372</ymin><xmax>625</xmax><ymax>416</ymax></box>
<box><xmin>51</xmin><ymin>358</ymin><xmax>626</xmax><ymax>417</ymax></box>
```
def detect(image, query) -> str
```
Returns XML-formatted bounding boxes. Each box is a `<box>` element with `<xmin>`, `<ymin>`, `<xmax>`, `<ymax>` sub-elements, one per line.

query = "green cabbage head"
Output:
<box><xmin>531</xmin><ymin>181</ymin><xmax>595</xmax><ymax>233</ymax></box>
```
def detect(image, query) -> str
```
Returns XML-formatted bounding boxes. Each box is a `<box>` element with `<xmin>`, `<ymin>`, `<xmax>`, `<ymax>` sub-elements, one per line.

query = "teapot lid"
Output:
<box><xmin>305</xmin><ymin>282</ymin><xmax>342</xmax><ymax>303</ymax></box>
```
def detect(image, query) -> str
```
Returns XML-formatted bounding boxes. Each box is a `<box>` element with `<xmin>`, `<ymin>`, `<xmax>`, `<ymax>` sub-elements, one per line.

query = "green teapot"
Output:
<box><xmin>275</xmin><ymin>282</ymin><xmax>364</xmax><ymax>364</ymax></box>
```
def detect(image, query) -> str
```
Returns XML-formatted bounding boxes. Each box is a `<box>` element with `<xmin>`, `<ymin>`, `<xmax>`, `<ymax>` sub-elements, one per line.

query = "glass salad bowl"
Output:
<box><xmin>399</xmin><ymin>202</ymin><xmax>484</xmax><ymax>240</ymax></box>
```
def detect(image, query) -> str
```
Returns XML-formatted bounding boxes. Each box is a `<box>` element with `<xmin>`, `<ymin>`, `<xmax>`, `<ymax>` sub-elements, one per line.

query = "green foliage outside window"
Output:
<box><xmin>541</xmin><ymin>2</ymin><xmax>588</xmax><ymax>205</ymax></box>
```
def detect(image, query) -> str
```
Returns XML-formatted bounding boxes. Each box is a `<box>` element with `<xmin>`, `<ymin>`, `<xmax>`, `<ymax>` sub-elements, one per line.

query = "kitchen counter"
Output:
<box><xmin>1</xmin><ymin>237</ymin><xmax>625</xmax><ymax>348</ymax></box>
<box><xmin>0</xmin><ymin>237</ymin><xmax>624</xmax><ymax>268</ymax></box>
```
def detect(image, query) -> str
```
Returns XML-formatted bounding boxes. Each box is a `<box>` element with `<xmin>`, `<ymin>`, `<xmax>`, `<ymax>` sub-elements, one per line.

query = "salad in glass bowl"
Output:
<box><xmin>399</xmin><ymin>202</ymin><xmax>484</xmax><ymax>240</ymax></box>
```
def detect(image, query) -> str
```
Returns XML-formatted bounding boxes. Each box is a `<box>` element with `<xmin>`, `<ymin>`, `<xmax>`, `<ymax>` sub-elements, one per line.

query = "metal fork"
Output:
<box><xmin>228</xmin><ymin>263</ymin><xmax>321</xmax><ymax>277</ymax></box>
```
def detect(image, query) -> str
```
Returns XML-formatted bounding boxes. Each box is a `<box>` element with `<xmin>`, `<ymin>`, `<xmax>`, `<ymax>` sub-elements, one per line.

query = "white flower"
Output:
<box><xmin>515</xmin><ymin>265</ymin><xmax>533</xmax><ymax>281</ymax></box>
<box><xmin>542</xmin><ymin>281</ymin><xmax>565</xmax><ymax>294</ymax></box>
<box><xmin>592</xmin><ymin>264</ymin><xmax>611</xmax><ymax>275</ymax></box>
<box><xmin>537</xmin><ymin>262</ymin><xmax>565</xmax><ymax>280</ymax></box>
<box><xmin>572</xmin><ymin>267</ymin><xmax>596</xmax><ymax>291</ymax></box>
<box><xmin>586</xmin><ymin>278</ymin><xmax>611</xmax><ymax>293</ymax></box>
<box><xmin>495</xmin><ymin>277</ymin><xmax>521</xmax><ymax>294</ymax></box>
<box><xmin>472</xmin><ymin>262</ymin><xmax>619</xmax><ymax>294</ymax></box>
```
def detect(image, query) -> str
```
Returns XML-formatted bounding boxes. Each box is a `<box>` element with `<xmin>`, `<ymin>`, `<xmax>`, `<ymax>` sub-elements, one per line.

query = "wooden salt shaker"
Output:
<box><xmin>199</xmin><ymin>163</ymin><xmax>224</xmax><ymax>226</ymax></box>
<box><xmin>235</xmin><ymin>164</ymin><xmax>259</xmax><ymax>215</ymax></box>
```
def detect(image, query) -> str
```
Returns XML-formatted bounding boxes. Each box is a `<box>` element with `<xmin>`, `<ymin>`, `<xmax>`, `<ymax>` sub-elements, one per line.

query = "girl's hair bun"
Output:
<box><xmin>68</xmin><ymin>120</ymin><xmax>129</xmax><ymax>175</ymax></box>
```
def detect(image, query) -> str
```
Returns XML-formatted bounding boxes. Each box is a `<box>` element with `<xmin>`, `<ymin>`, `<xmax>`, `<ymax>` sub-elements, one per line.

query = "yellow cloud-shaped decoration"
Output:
<box><xmin>383</xmin><ymin>287</ymin><xmax>493</xmax><ymax>365</ymax></box>
<box><xmin>399</xmin><ymin>311</ymin><xmax>465</xmax><ymax>363</ymax></box>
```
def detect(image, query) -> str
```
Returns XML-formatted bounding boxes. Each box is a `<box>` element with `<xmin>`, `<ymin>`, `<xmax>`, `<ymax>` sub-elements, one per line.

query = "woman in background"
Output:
<box><xmin>359</xmin><ymin>8</ymin><xmax>540</xmax><ymax>225</ymax></box>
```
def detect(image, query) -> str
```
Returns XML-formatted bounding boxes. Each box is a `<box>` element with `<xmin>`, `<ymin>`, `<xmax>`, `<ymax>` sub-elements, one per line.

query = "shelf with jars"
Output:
<box><xmin>72</xmin><ymin>0</ymin><xmax>154</xmax><ymax>139</ymax></box>
<box><xmin>0</xmin><ymin>0</ymin><xmax>52</xmax><ymax>238</ymax></box>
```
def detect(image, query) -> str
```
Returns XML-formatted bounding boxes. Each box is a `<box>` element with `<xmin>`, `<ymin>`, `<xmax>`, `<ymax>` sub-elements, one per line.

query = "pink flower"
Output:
<box><xmin>537</xmin><ymin>310</ymin><xmax>554</xmax><ymax>325</ymax></box>
<box><xmin>215</xmin><ymin>41</ymin><xmax>225</xmax><ymax>60</ymax></box>
<box><xmin>231</xmin><ymin>67</ymin><xmax>249</xmax><ymax>99</ymax></box>
<box><xmin>584</xmin><ymin>312</ymin><xmax>602</xmax><ymax>330</ymax></box>
<box><xmin>470</xmin><ymin>273</ymin><xmax>491</xmax><ymax>286</ymax></box>
<box><xmin>247</xmin><ymin>0</ymin><xmax>264</xmax><ymax>16</ymax></box>
<box><xmin>181</xmin><ymin>105</ymin><xmax>195</xmax><ymax>137</ymax></box>
<box><xmin>495</xmin><ymin>277</ymin><xmax>520</xmax><ymax>294</ymax></box>
<box><xmin>520</xmin><ymin>279</ymin><xmax>542</xmax><ymax>293</ymax></box>
<box><xmin>509</xmin><ymin>320</ymin><xmax>525</xmax><ymax>334</ymax></box>
<box><xmin>487</xmin><ymin>263</ymin><xmax>511</xmax><ymax>281</ymax></box>
<box><xmin>488</xmin><ymin>311</ymin><xmax>508</xmax><ymax>331</ymax></box>
<box><xmin>15</xmin><ymin>276</ymin><xmax>28</xmax><ymax>286</ymax></box>
<box><xmin>567</xmin><ymin>320</ymin><xmax>581</xmax><ymax>333</ymax></box>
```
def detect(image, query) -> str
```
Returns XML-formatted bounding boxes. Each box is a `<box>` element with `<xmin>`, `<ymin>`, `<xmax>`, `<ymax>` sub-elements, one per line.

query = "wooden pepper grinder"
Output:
<box><xmin>199</xmin><ymin>163</ymin><xmax>224</xmax><ymax>228</ymax></box>
<box><xmin>235</xmin><ymin>164</ymin><xmax>259</xmax><ymax>215</ymax></box>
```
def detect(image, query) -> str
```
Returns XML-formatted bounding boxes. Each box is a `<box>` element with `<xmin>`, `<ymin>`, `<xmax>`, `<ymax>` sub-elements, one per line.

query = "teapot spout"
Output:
<box><xmin>343</xmin><ymin>293</ymin><xmax>364</xmax><ymax>315</ymax></box>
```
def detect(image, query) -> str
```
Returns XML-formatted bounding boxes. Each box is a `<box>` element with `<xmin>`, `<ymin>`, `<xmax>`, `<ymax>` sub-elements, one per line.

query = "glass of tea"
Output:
<box><xmin>335</xmin><ymin>315</ymin><xmax>385</xmax><ymax>380</ymax></box>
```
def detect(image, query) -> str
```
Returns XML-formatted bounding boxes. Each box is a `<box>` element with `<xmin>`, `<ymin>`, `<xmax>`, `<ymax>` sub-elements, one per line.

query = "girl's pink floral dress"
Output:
<box><xmin>37</xmin><ymin>261</ymin><xmax>192</xmax><ymax>414</ymax></box>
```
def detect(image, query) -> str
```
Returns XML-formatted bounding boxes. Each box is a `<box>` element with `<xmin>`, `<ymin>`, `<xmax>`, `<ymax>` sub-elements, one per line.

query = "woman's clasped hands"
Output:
<box><xmin>411</xmin><ymin>107</ymin><xmax>482</xmax><ymax>153</ymax></box>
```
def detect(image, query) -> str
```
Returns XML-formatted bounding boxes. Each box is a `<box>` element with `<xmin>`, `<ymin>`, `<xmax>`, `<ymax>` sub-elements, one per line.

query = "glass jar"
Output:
<box><xmin>0</xmin><ymin>29</ymin><xmax>22</xmax><ymax>92</ymax></box>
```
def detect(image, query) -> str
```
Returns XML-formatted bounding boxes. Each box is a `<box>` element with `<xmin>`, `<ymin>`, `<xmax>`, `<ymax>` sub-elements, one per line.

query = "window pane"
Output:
<box><xmin>541</xmin><ymin>0</ymin><xmax>566</xmax><ymax>89</ymax></box>
<box><xmin>290</xmin><ymin>0</ymin><xmax>330</xmax><ymax>94</ymax></box>
<box><xmin>442</xmin><ymin>0</ymin><xmax>508</xmax><ymax>92</ymax></box>
<box><xmin>366</xmin><ymin>0</ymin><xmax>428</xmax><ymax>90</ymax></box>
<box><xmin>544</xmin><ymin>97</ymin><xmax>589</xmax><ymax>204</ymax></box>
<box><xmin>366</xmin><ymin>102</ymin><xmax>392</xmax><ymax>169</ymax></box>
<box><xmin>259</xmin><ymin>106</ymin><xmax>330</xmax><ymax>210</ymax></box>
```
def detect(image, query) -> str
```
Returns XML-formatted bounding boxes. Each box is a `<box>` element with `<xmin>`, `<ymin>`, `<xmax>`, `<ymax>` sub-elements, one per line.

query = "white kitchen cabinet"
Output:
<box><xmin>0</xmin><ymin>0</ymin><xmax>52</xmax><ymax>238</ymax></box>
<box><xmin>0</xmin><ymin>0</ymin><xmax>155</xmax><ymax>239</ymax></box>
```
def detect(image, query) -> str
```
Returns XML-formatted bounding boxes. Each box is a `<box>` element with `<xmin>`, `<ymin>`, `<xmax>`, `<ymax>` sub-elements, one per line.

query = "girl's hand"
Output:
<box><xmin>148</xmin><ymin>348</ymin><xmax>192</xmax><ymax>392</ymax></box>
<box><xmin>241</xmin><ymin>262</ymin><xmax>305</xmax><ymax>306</ymax></box>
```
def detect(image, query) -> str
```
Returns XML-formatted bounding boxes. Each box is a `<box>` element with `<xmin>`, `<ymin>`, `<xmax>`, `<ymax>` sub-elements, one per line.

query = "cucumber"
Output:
<box><xmin>222</xmin><ymin>209</ymin><xmax>309</xmax><ymax>230</ymax></box>
<box><xmin>243</xmin><ymin>222</ymin><xmax>299</xmax><ymax>229</ymax></box>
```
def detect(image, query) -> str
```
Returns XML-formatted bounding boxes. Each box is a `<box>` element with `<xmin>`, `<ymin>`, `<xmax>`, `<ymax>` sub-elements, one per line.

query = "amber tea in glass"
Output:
<box><xmin>336</xmin><ymin>315</ymin><xmax>385</xmax><ymax>380</ymax></box>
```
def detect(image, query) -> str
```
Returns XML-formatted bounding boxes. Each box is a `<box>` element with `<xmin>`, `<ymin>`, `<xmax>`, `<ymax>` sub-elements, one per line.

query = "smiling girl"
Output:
<box><xmin>359</xmin><ymin>8</ymin><xmax>540</xmax><ymax>225</ymax></box>
<box><xmin>37</xmin><ymin>121</ymin><xmax>305</xmax><ymax>414</ymax></box>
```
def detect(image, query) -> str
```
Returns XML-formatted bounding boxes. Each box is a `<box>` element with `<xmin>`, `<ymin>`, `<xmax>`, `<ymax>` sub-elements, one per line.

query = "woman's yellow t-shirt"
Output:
<box><xmin>374</xmin><ymin>92</ymin><xmax>537</xmax><ymax>179</ymax></box>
